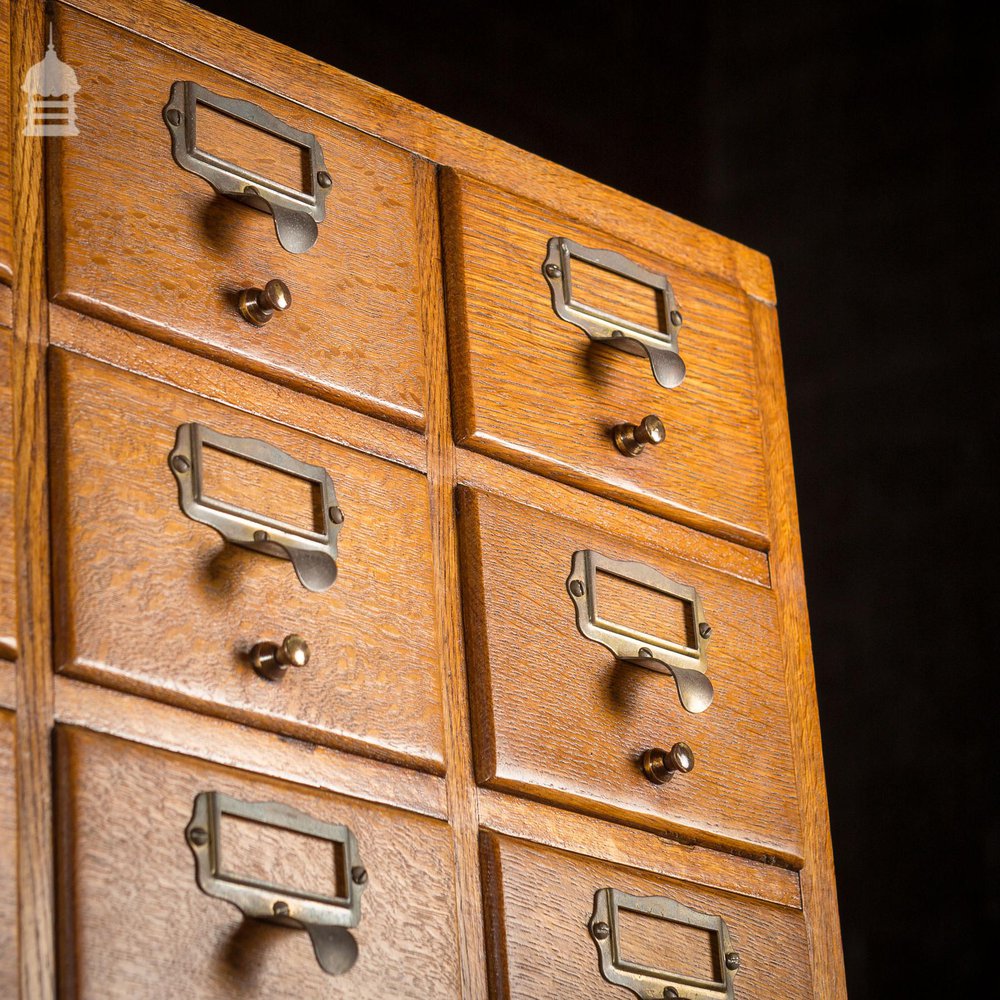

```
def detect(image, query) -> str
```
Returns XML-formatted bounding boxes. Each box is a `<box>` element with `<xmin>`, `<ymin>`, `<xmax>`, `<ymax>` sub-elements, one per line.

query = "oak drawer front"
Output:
<box><xmin>481</xmin><ymin>832</ymin><xmax>812</xmax><ymax>1000</ymax></box>
<box><xmin>459</xmin><ymin>489</ymin><xmax>801</xmax><ymax>863</ymax></box>
<box><xmin>56</xmin><ymin>726</ymin><xmax>463</xmax><ymax>999</ymax></box>
<box><xmin>49</xmin><ymin>350</ymin><xmax>445</xmax><ymax>771</ymax></box>
<box><xmin>0</xmin><ymin>334</ymin><xmax>14</xmax><ymax>659</ymax></box>
<box><xmin>442</xmin><ymin>170</ymin><xmax>769</xmax><ymax>547</ymax></box>
<box><xmin>0</xmin><ymin>710</ymin><xmax>16</xmax><ymax>997</ymax></box>
<box><xmin>47</xmin><ymin>4</ymin><xmax>428</xmax><ymax>431</ymax></box>
<box><xmin>0</xmin><ymin>0</ymin><xmax>10</xmax><ymax>284</ymax></box>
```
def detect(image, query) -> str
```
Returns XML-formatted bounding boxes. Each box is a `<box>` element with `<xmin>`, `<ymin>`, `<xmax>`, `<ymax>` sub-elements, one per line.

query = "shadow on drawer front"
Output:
<box><xmin>57</xmin><ymin>727</ymin><xmax>462</xmax><ymax>999</ymax></box>
<box><xmin>458</xmin><ymin>488</ymin><xmax>802</xmax><ymax>864</ymax></box>
<box><xmin>48</xmin><ymin>349</ymin><xmax>445</xmax><ymax>772</ymax></box>
<box><xmin>481</xmin><ymin>832</ymin><xmax>813</xmax><ymax>1000</ymax></box>
<box><xmin>46</xmin><ymin>5</ymin><xmax>427</xmax><ymax>430</ymax></box>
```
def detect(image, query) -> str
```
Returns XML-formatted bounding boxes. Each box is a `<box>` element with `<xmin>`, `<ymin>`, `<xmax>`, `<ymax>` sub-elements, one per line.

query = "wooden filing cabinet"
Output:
<box><xmin>1</xmin><ymin>1</ymin><xmax>846</xmax><ymax>998</ymax></box>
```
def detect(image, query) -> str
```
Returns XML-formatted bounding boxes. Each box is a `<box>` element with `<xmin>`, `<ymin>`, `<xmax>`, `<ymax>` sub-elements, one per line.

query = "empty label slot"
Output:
<box><xmin>595</xmin><ymin>569</ymin><xmax>697</xmax><ymax>650</ymax></box>
<box><xmin>218</xmin><ymin>812</ymin><xmax>348</xmax><ymax>902</ymax></box>
<box><xmin>195</xmin><ymin>101</ymin><xmax>311</xmax><ymax>194</ymax></box>
<box><xmin>568</xmin><ymin>256</ymin><xmax>666</xmax><ymax>335</ymax></box>
<box><xmin>616</xmin><ymin>907</ymin><xmax>721</xmax><ymax>984</ymax></box>
<box><xmin>200</xmin><ymin>443</ymin><xmax>325</xmax><ymax>534</ymax></box>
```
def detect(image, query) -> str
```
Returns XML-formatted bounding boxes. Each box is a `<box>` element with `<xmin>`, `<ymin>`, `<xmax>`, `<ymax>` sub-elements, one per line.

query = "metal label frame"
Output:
<box><xmin>169</xmin><ymin>422</ymin><xmax>342</xmax><ymax>593</ymax></box>
<box><xmin>590</xmin><ymin>888</ymin><xmax>737</xmax><ymax>1000</ymax></box>
<box><xmin>542</xmin><ymin>236</ymin><xmax>686</xmax><ymax>389</ymax></box>
<box><xmin>567</xmin><ymin>549</ymin><xmax>714</xmax><ymax>713</ymax></box>
<box><xmin>163</xmin><ymin>80</ymin><xmax>331</xmax><ymax>253</ymax></box>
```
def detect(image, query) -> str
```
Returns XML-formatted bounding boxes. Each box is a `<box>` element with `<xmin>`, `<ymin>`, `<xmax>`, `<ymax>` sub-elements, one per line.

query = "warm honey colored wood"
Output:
<box><xmin>56</xmin><ymin>726</ymin><xmax>464</xmax><ymax>999</ymax></box>
<box><xmin>477</xmin><ymin>789</ymin><xmax>800</xmax><ymax>909</ymax></box>
<box><xmin>418</xmin><ymin>158</ymin><xmax>489</xmax><ymax>999</ymax></box>
<box><xmin>11</xmin><ymin>2</ymin><xmax>58</xmax><ymax>995</ymax></box>
<box><xmin>0</xmin><ymin>0</ymin><xmax>11</xmax><ymax>283</ymax></box>
<box><xmin>0</xmin><ymin>330</ymin><xmax>16</xmax><ymax>658</ymax></box>
<box><xmin>0</xmin><ymin>660</ymin><xmax>14</xmax><ymax>708</ymax></box>
<box><xmin>459</xmin><ymin>488</ymin><xmax>802</xmax><ymax>865</ymax></box>
<box><xmin>481</xmin><ymin>832</ymin><xmax>813</xmax><ymax>1000</ymax></box>
<box><xmin>48</xmin><ymin>349</ymin><xmax>447</xmax><ymax>771</ymax></box>
<box><xmin>57</xmin><ymin>0</ymin><xmax>776</xmax><ymax>305</ymax></box>
<box><xmin>47</xmin><ymin>4</ymin><xmax>429</xmax><ymax>431</ymax></box>
<box><xmin>442</xmin><ymin>171</ymin><xmax>769</xmax><ymax>550</ymax></box>
<box><xmin>54</xmin><ymin>675</ymin><xmax>448</xmax><ymax>820</ymax></box>
<box><xmin>0</xmin><ymin>709</ymin><xmax>16</xmax><ymax>997</ymax></box>
<box><xmin>0</xmin><ymin>283</ymin><xmax>11</xmax><ymax>326</ymax></box>
<box><xmin>750</xmin><ymin>299</ymin><xmax>847</xmax><ymax>997</ymax></box>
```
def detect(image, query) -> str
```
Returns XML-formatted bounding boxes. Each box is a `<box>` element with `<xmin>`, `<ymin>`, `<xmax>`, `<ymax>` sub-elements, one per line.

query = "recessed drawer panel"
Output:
<box><xmin>0</xmin><ymin>0</ymin><xmax>11</xmax><ymax>284</ymax></box>
<box><xmin>0</xmin><ymin>710</ymin><xmax>16</xmax><ymax>997</ymax></box>
<box><xmin>481</xmin><ymin>832</ymin><xmax>812</xmax><ymax>1000</ymax></box>
<box><xmin>56</xmin><ymin>726</ymin><xmax>463</xmax><ymax>999</ymax></box>
<box><xmin>0</xmin><ymin>333</ymin><xmax>15</xmax><ymax>659</ymax></box>
<box><xmin>47</xmin><ymin>4</ymin><xmax>428</xmax><ymax>430</ymax></box>
<box><xmin>442</xmin><ymin>170</ymin><xmax>769</xmax><ymax>547</ymax></box>
<box><xmin>49</xmin><ymin>349</ymin><xmax>445</xmax><ymax>771</ymax></box>
<box><xmin>459</xmin><ymin>488</ymin><xmax>801</xmax><ymax>863</ymax></box>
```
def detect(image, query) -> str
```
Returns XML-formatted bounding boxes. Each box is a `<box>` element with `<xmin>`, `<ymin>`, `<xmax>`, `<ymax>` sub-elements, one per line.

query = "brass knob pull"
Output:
<box><xmin>250</xmin><ymin>634</ymin><xmax>310</xmax><ymax>682</ymax></box>
<box><xmin>641</xmin><ymin>742</ymin><xmax>694</xmax><ymax>785</ymax></box>
<box><xmin>613</xmin><ymin>414</ymin><xmax>665</xmax><ymax>457</ymax></box>
<box><xmin>239</xmin><ymin>279</ymin><xmax>292</xmax><ymax>326</ymax></box>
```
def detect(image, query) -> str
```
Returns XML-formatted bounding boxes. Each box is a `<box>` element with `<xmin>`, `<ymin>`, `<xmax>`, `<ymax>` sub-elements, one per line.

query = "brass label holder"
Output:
<box><xmin>186</xmin><ymin>791</ymin><xmax>368</xmax><ymax>976</ymax></box>
<box><xmin>590</xmin><ymin>888</ymin><xmax>739</xmax><ymax>1000</ymax></box>
<box><xmin>542</xmin><ymin>236</ymin><xmax>686</xmax><ymax>389</ymax></box>
<box><xmin>567</xmin><ymin>549</ymin><xmax>714</xmax><ymax>713</ymax></box>
<box><xmin>169</xmin><ymin>422</ymin><xmax>342</xmax><ymax>593</ymax></box>
<box><xmin>163</xmin><ymin>81</ymin><xmax>331</xmax><ymax>253</ymax></box>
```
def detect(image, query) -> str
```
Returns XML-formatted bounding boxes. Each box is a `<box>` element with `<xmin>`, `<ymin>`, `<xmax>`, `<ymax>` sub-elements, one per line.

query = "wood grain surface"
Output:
<box><xmin>0</xmin><ymin>709</ymin><xmax>16</xmax><ymax>997</ymax></box>
<box><xmin>442</xmin><ymin>170</ymin><xmax>770</xmax><ymax>549</ymax></box>
<box><xmin>481</xmin><ymin>832</ymin><xmax>813</xmax><ymax>1000</ymax></box>
<box><xmin>47</xmin><ymin>5</ymin><xmax>429</xmax><ymax>430</ymax></box>
<box><xmin>48</xmin><ymin>349</ymin><xmax>446</xmax><ymax>771</ymax></box>
<box><xmin>56</xmin><ymin>725</ymin><xmax>463</xmax><ymax>999</ymax></box>
<box><xmin>459</xmin><ymin>488</ymin><xmax>802</xmax><ymax>865</ymax></box>
<box><xmin>0</xmin><ymin>331</ymin><xmax>16</xmax><ymax>657</ymax></box>
<box><xmin>0</xmin><ymin>0</ymin><xmax>10</xmax><ymax>283</ymax></box>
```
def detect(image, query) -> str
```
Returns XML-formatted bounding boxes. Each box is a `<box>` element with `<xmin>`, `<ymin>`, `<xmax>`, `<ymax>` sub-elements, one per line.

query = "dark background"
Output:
<box><xmin>194</xmin><ymin>2</ymin><xmax>998</xmax><ymax>995</ymax></box>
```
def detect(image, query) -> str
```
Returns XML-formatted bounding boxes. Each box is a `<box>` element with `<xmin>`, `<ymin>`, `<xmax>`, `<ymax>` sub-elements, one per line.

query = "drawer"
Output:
<box><xmin>0</xmin><ymin>0</ymin><xmax>10</xmax><ymax>284</ymax></box>
<box><xmin>0</xmin><ymin>710</ymin><xmax>15</xmax><ymax>997</ymax></box>
<box><xmin>56</xmin><ymin>726</ymin><xmax>463</xmax><ymax>999</ymax></box>
<box><xmin>0</xmin><ymin>333</ymin><xmax>14</xmax><ymax>659</ymax></box>
<box><xmin>442</xmin><ymin>170</ymin><xmax>769</xmax><ymax>547</ymax></box>
<box><xmin>481</xmin><ymin>832</ymin><xmax>813</xmax><ymax>999</ymax></box>
<box><xmin>49</xmin><ymin>349</ymin><xmax>445</xmax><ymax>771</ymax></box>
<box><xmin>47</xmin><ymin>4</ymin><xmax>428</xmax><ymax>430</ymax></box>
<box><xmin>459</xmin><ymin>488</ymin><xmax>801</xmax><ymax>863</ymax></box>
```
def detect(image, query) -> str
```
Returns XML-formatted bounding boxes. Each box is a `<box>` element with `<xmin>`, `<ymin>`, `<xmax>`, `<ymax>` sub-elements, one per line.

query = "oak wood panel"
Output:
<box><xmin>442</xmin><ymin>171</ymin><xmax>770</xmax><ymax>549</ymax></box>
<box><xmin>477</xmin><ymin>789</ymin><xmax>800</xmax><ymax>909</ymax></box>
<box><xmin>0</xmin><ymin>0</ymin><xmax>11</xmax><ymax>283</ymax></box>
<box><xmin>56</xmin><ymin>726</ymin><xmax>463</xmax><ymax>999</ymax></box>
<box><xmin>0</xmin><ymin>331</ymin><xmax>16</xmax><ymax>658</ymax></box>
<box><xmin>47</xmin><ymin>5</ymin><xmax>428</xmax><ymax>431</ymax></box>
<box><xmin>459</xmin><ymin>488</ymin><xmax>802</xmax><ymax>865</ymax></box>
<box><xmin>54</xmin><ymin>676</ymin><xmax>448</xmax><ymax>820</ymax></box>
<box><xmin>481</xmin><ymin>832</ymin><xmax>813</xmax><ymax>1000</ymax></box>
<box><xmin>750</xmin><ymin>299</ymin><xmax>847</xmax><ymax>997</ymax></box>
<box><xmin>48</xmin><ymin>349</ymin><xmax>446</xmax><ymax>771</ymax></box>
<box><xmin>0</xmin><ymin>709</ymin><xmax>16</xmax><ymax>997</ymax></box>
<box><xmin>0</xmin><ymin>284</ymin><xmax>10</xmax><ymax>326</ymax></box>
<box><xmin>58</xmin><ymin>0</ymin><xmax>776</xmax><ymax>305</ymax></box>
<box><xmin>0</xmin><ymin>661</ymin><xmax>14</xmax><ymax>709</ymax></box>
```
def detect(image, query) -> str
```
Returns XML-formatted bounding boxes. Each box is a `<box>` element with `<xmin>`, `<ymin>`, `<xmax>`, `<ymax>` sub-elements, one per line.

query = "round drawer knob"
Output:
<box><xmin>613</xmin><ymin>414</ymin><xmax>666</xmax><ymax>457</ymax></box>
<box><xmin>238</xmin><ymin>278</ymin><xmax>292</xmax><ymax>326</ymax></box>
<box><xmin>250</xmin><ymin>633</ymin><xmax>310</xmax><ymax>682</ymax></box>
<box><xmin>641</xmin><ymin>742</ymin><xmax>694</xmax><ymax>785</ymax></box>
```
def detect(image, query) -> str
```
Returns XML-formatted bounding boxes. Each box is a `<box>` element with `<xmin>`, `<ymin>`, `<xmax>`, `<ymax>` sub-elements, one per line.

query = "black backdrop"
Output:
<box><xmin>191</xmin><ymin>2</ymin><xmax>999</xmax><ymax>994</ymax></box>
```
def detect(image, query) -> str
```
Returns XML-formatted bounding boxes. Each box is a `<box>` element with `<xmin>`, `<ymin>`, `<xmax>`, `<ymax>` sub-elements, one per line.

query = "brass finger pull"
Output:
<box><xmin>567</xmin><ymin>549</ymin><xmax>714</xmax><ymax>713</ymax></box>
<box><xmin>239</xmin><ymin>278</ymin><xmax>291</xmax><ymax>326</ymax></box>
<box><xmin>542</xmin><ymin>237</ymin><xmax>686</xmax><ymax>389</ymax></box>
<box><xmin>187</xmin><ymin>791</ymin><xmax>367</xmax><ymax>976</ymax></box>
<box><xmin>163</xmin><ymin>81</ymin><xmax>332</xmax><ymax>253</ymax></box>
<box><xmin>614</xmin><ymin>414</ymin><xmax>666</xmax><ymax>457</ymax></box>
<box><xmin>251</xmin><ymin>634</ymin><xmax>310</xmax><ymax>682</ymax></box>
<box><xmin>169</xmin><ymin>422</ymin><xmax>343</xmax><ymax>592</ymax></box>
<box><xmin>590</xmin><ymin>888</ymin><xmax>739</xmax><ymax>1000</ymax></box>
<box><xmin>641</xmin><ymin>742</ymin><xmax>695</xmax><ymax>785</ymax></box>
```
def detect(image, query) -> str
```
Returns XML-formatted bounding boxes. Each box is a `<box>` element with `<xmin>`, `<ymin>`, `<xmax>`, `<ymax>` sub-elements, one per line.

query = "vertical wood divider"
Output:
<box><xmin>11</xmin><ymin>0</ymin><xmax>57</xmax><ymax>995</ymax></box>
<box><xmin>417</xmin><ymin>156</ymin><xmax>487</xmax><ymax>999</ymax></box>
